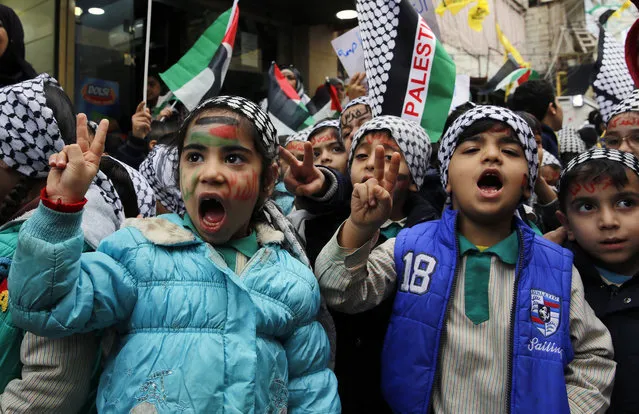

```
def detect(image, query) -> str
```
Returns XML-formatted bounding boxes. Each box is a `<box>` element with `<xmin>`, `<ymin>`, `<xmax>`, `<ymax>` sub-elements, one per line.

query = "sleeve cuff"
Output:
<box><xmin>307</xmin><ymin>167</ymin><xmax>338</xmax><ymax>202</ymax></box>
<box><xmin>40</xmin><ymin>188</ymin><xmax>87</xmax><ymax>213</ymax></box>
<box><xmin>329</xmin><ymin>221</ymin><xmax>379</xmax><ymax>269</ymax></box>
<box><xmin>25</xmin><ymin>202</ymin><xmax>84</xmax><ymax>243</ymax></box>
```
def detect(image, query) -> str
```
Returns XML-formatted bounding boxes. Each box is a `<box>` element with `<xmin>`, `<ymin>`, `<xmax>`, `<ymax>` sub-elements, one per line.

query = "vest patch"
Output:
<box><xmin>400</xmin><ymin>252</ymin><xmax>437</xmax><ymax>295</ymax></box>
<box><xmin>531</xmin><ymin>289</ymin><xmax>561</xmax><ymax>337</ymax></box>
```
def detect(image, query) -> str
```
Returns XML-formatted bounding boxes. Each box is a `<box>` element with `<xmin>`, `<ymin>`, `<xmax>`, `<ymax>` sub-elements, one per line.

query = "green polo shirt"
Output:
<box><xmin>183</xmin><ymin>215</ymin><xmax>259</xmax><ymax>273</ymax></box>
<box><xmin>458</xmin><ymin>231</ymin><xmax>519</xmax><ymax>324</ymax></box>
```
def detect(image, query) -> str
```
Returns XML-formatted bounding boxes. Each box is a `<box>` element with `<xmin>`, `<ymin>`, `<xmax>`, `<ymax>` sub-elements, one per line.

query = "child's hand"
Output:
<box><xmin>348</xmin><ymin>145</ymin><xmax>400</xmax><ymax>233</ymax></box>
<box><xmin>543</xmin><ymin>226</ymin><xmax>567</xmax><ymax>245</ymax></box>
<box><xmin>280</xmin><ymin>142</ymin><xmax>327</xmax><ymax>197</ymax></box>
<box><xmin>46</xmin><ymin>114</ymin><xmax>108</xmax><ymax>204</ymax></box>
<box><xmin>132</xmin><ymin>101</ymin><xmax>152</xmax><ymax>138</ymax></box>
<box><xmin>347</xmin><ymin>72</ymin><xmax>367</xmax><ymax>100</ymax></box>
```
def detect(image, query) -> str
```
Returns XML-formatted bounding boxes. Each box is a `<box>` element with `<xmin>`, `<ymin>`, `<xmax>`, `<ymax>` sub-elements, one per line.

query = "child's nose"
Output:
<box><xmin>482</xmin><ymin>144</ymin><xmax>502</xmax><ymax>162</ymax></box>
<box><xmin>200</xmin><ymin>162</ymin><xmax>225</xmax><ymax>184</ymax></box>
<box><xmin>599</xmin><ymin>206</ymin><xmax>620</xmax><ymax>229</ymax></box>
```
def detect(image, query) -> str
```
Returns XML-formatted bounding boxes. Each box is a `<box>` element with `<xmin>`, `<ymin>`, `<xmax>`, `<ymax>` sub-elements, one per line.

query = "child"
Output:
<box><xmin>541</xmin><ymin>151</ymin><xmax>562</xmax><ymax>189</ymax></box>
<box><xmin>285</xmin><ymin>115</ymin><xmax>438</xmax><ymax>413</ymax></box>
<box><xmin>8</xmin><ymin>96</ymin><xmax>340</xmax><ymax>413</ymax></box>
<box><xmin>602</xmin><ymin>89</ymin><xmax>639</xmax><ymax>158</ymax></box>
<box><xmin>271</xmin><ymin>128</ymin><xmax>312</xmax><ymax>216</ymax></box>
<box><xmin>339</xmin><ymin>96</ymin><xmax>372</xmax><ymax>150</ymax></box>
<box><xmin>315</xmin><ymin>105</ymin><xmax>616</xmax><ymax>413</ymax></box>
<box><xmin>309</xmin><ymin>119</ymin><xmax>347</xmax><ymax>174</ymax></box>
<box><xmin>557</xmin><ymin>148</ymin><xmax>639</xmax><ymax>412</ymax></box>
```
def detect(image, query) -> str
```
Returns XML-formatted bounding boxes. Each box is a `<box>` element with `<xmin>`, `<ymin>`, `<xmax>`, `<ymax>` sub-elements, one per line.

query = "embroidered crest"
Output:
<box><xmin>531</xmin><ymin>289</ymin><xmax>560</xmax><ymax>337</ymax></box>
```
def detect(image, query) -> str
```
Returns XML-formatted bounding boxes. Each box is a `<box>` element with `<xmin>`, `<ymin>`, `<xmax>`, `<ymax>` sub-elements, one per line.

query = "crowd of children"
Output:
<box><xmin>3</xmin><ymin>31</ymin><xmax>639</xmax><ymax>412</ymax></box>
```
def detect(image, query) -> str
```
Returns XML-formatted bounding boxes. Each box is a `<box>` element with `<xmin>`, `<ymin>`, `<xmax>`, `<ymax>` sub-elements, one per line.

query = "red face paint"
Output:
<box><xmin>583</xmin><ymin>182</ymin><xmax>596</xmax><ymax>193</ymax></box>
<box><xmin>570</xmin><ymin>183</ymin><xmax>582</xmax><ymax>197</ymax></box>
<box><xmin>208</xmin><ymin>125</ymin><xmax>238</xmax><ymax>140</ymax></box>
<box><xmin>364</xmin><ymin>134</ymin><xmax>401</xmax><ymax>152</ymax></box>
<box><xmin>311</xmin><ymin>132</ymin><xmax>338</xmax><ymax>146</ymax></box>
<box><xmin>286</xmin><ymin>142</ymin><xmax>305</xmax><ymax>152</ymax></box>
<box><xmin>227</xmin><ymin>170</ymin><xmax>260</xmax><ymax>201</ymax></box>
<box><xmin>601</xmin><ymin>177</ymin><xmax>614</xmax><ymax>190</ymax></box>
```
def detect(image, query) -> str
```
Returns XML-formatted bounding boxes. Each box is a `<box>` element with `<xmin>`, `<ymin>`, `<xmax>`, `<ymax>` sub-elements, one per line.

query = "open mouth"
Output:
<box><xmin>477</xmin><ymin>170</ymin><xmax>503</xmax><ymax>194</ymax></box>
<box><xmin>199</xmin><ymin>196</ymin><xmax>226</xmax><ymax>231</ymax></box>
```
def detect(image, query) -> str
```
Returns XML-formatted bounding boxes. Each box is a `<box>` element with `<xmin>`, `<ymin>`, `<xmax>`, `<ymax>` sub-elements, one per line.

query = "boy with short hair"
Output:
<box><xmin>557</xmin><ymin>148</ymin><xmax>639</xmax><ymax>412</ymax></box>
<box><xmin>316</xmin><ymin>105</ymin><xmax>615</xmax><ymax>413</ymax></box>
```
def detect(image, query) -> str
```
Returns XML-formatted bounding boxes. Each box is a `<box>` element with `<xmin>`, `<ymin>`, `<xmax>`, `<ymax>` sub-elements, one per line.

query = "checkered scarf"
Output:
<box><xmin>308</xmin><ymin>119</ymin><xmax>341</xmax><ymax>144</ymax></box>
<box><xmin>92</xmin><ymin>170</ymin><xmax>125</xmax><ymax>222</ymax></box>
<box><xmin>284</xmin><ymin>126</ymin><xmax>312</xmax><ymax>147</ymax></box>
<box><xmin>558</xmin><ymin>127</ymin><xmax>586</xmax><ymax>155</ymax></box>
<box><xmin>181</xmin><ymin>95</ymin><xmax>278</xmax><ymax>161</ymax></box>
<box><xmin>561</xmin><ymin>148</ymin><xmax>639</xmax><ymax>184</ymax></box>
<box><xmin>593</xmin><ymin>25</ymin><xmax>635</xmax><ymax>122</ymax></box>
<box><xmin>108</xmin><ymin>156</ymin><xmax>156</xmax><ymax>217</ymax></box>
<box><xmin>607</xmin><ymin>89</ymin><xmax>639</xmax><ymax>123</ymax></box>
<box><xmin>349</xmin><ymin>115</ymin><xmax>431</xmax><ymax>190</ymax></box>
<box><xmin>438</xmin><ymin>105</ymin><xmax>538</xmax><ymax>198</ymax></box>
<box><xmin>542</xmin><ymin>151</ymin><xmax>562</xmax><ymax>168</ymax></box>
<box><xmin>139</xmin><ymin>144</ymin><xmax>184</xmax><ymax>215</ymax></box>
<box><xmin>0</xmin><ymin>74</ymin><xmax>66</xmax><ymax>178</ymax></box>
<box><xmin>342</xmin><ymin>96</ymin><xmax>370</xmax><ymax>114</ymax></box>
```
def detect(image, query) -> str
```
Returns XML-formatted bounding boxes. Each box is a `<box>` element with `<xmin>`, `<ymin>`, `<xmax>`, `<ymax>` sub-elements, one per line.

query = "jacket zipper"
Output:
<box><xmin>426</xmin><ymin>219</ymin><xmax>461</xmax><ymax>413</ymax></box>
<box><xmin>505</xmin><ymin>229</ymin><xmax>525</xmax><ymax>414</ymax></box>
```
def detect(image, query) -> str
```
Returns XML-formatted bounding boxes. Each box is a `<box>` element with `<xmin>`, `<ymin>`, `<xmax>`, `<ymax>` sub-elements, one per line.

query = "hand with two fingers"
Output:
<box><xmin>47</xmin><ymin>114</ymin><xmax>109</xmax><ymax>204</ymax></box>
<box><xmin>279</xmin><ymin>142</ymin><xmax>328</xmax><ymax>197</ymax></box>
<box><xmin>346</xmin><ymin>72</ymin><xmax>367</xmax><ymax>100</ymax></box>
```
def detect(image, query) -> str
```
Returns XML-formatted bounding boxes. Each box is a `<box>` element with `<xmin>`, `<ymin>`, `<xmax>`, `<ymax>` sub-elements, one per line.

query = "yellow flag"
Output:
<box><xmin>612</xmin><ymin>0</ymin><xmax>632</xmax><ymax>18</ymax></box>
<box><xmin>468</xmin><ymin>0</ymin><xmax>490</xmax><ymax>32</ymax></box>
<box><xmin>496</xmin><ymin>23</ymin><xmax>529</xmax><ymax>67</ymax></box>
<box><xmin>436</xmin><ymin>0</ymin><xmax>475</xmax><ymax>16</ymax></box>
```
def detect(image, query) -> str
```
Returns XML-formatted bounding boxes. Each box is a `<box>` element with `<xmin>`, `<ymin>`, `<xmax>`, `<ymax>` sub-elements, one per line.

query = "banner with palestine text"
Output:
<box><xmin>357</xmin><ymin>0</ymin><xmax>456</xmax><ymax>142</ymax></box>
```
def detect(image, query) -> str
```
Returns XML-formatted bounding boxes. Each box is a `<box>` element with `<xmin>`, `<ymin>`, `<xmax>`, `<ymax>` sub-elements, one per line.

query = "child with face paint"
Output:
<box><xmin>272</xmin><ymin>128</ymin><xmax>312</xmax><ymax>216</ymax></box>
<box><xmin>309</xmin><ymin>119</ymin><xmax>348</xmax><ymax>174</ymax></box>
<box><xmin>8</xmin><ymin>96</ymin><xmax>340</xmax><ymax>413</ymax></box>
<box><xmin>557</xmin><ymin>148</ymin><xmax>639</xmax><ymax>412</ymax></box>
<box><xmin>339</xmin><ymin>96</ymin><xmax>372</xmax><ymax>151</ymax></box>
<box><xmin>285</xmin><ymin>115</ymin><xmax>439</xmax><ymax>413</ymax></box>
<box><xmin>602</xmin><ymin>89</ymin><xmax>639</xmax><ymax>159</ymax></box>
<box><xmin>315</xmin><ymin>106</ymin><xmax>615</xmax><ymax>413</ymax></box>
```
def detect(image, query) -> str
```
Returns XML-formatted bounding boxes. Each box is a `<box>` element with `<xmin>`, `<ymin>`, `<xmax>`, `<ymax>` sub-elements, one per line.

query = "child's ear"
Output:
<box><xmin>548</xmin><ymin>101</ymin><xmax>557</xmax><ymax>117</ymax></box>
<box><xmin>556</xmin><ymin>210</ymin><xmax>576</xmax><ymax>241</ymax></box>
<box><xmin>263</xmin><ymin>162</ymin><xmax>279</xmax><ymax>197</ymax></box>
<box><xmin>409</xmin><ymin>183</ymin><xmax>418</xmax><ymax>192</ymax></box>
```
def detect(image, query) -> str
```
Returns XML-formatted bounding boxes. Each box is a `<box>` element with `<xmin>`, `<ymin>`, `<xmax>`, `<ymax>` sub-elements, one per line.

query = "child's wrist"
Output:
<box><xmin>339</xmin><ymin>217</ymin><xmax>381</xmax><ymax>249</ymax></box>
<box><xmin>41</xmin><ymin>188</ymin><xmax>87</xmax><ymax>213</ymax></box>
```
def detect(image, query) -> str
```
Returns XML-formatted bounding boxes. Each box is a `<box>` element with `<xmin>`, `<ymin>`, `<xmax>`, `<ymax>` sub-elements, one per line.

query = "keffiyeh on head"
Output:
<box><xmin>558</xmin><ymin>127</ymin><xmax>586</xmax><ymax>155</ymax></box>
<box><xmin>284</xmin><ymin>126</ymin><xmax>312</xmax><ymax>147</ymax></box>
<box><xmin>308</xmin><ymin>119</ymin><xmax>341</xmax><ymax>144</ymax></box>
<box><xmin>108</xmin><ymin>156</ymin><xmax>156</xmax><ymax>217</ymax></box>
<box><xmin>607</xmin><ymin>89</ymin><xmax>639</xmax><ymax>124</ymax></box>
<box><xmin>182</xmin><ymin>96</ymin><xmax>278</xmax><ymax>161</ymax></box>
<box><xmin>0</xmin><ymin>74</ymin><xmax>65</xmax><ymax>178</ymax></box>
<box><xmin>92</xmin><ymin>170</ymin><xmax>125</xmax><ymax>223</ymax></box>
<box><xmin>349</xmin><ymin>115</ymin><xmax>431</xmax><ymax>190</ymax></box>
<box><xmin>438</xmin><ymin>105</ymin><xmax>538</xmax><ymax>198</ymax></box>
<box><xmin>561</xmin><ymin>148</ymin><xmax>639</xmax><ymax>184</ymax></box>
<box><xmin>342</xmin><ymin>96</ymin><xmax>370</xmax><ymax>114</ymax></box>
<box><xmin>542</xmin><ymin>151</ymin><xmax>562</xmax><ymax>168</ymax></box>
<box><xmin>139</xmin><ymin>144</ymin><xmax>185</xmax><ymax>215</ymax></box>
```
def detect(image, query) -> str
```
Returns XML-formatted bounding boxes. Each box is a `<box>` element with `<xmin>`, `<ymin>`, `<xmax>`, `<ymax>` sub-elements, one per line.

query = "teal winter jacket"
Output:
<box><xmin>8</xmin><ymin>205</ymin><xmax>340</xmax><ymax>413</ymax></box>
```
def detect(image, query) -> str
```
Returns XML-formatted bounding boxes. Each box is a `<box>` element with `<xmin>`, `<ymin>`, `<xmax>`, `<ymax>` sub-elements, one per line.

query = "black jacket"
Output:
<box><xmin>568</xmin><ymin>241</ymin><xmax>639</xmax><ymax>413</ymax></box>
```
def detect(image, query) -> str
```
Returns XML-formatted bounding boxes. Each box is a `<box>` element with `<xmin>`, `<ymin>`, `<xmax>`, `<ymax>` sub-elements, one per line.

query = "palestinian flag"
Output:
<box><xmin>357</xmin><ymin>0</ymin><xmax>456</xmax><ymax>142</ymax></box>
<box><xmin>494</xmin><ymin>68</ymin><xmax>538</xmax><ymax>91</ymax></box>
<box><xmin>311</xmin><ymin>78</ymin><xmax>343</xmax><ymax>121</ymax></box>
<box><xmin>481</xmin><ymin>55</ymin><xmax>520</xmax><ymax>93</ymax></box>
<box><xmin>592</xmin><ymin>12</ymin><xmax>635</xmax><ymax>121</ymax></box>
<box><xmin>267</xmin><ymin>62</ymin><xmax>315</xmax><ymax>135</ymax></box>
<box><xmin>160</xmin><ymin>0</ymin><xmax>239</xmax><ymax>111</ymax></box>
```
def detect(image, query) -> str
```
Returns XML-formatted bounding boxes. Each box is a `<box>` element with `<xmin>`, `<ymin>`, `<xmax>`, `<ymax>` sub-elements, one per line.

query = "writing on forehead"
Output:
<box><xmin>342</xmin><ymin>105</ymin><xmax>371</xmax><ymax>126</ymax></box>
<box><xmin>364</xmin><ymin>133</ymin><xmax>400</xmax><ymax>151</ymax></box>
<box><xmin>311</xmin><ymin>131</ymin><xmax>338</xmax><ymax>145</ymax></box>
<box><xmin>609</xmin><ymin>113</ymin><xmax>639</xmax><ymax>129</ymax></box>
<box><xmin>286</xmin><ymin>141</ymin><xmax>305</xmax><ymax>152</ymax></box>
<box><xmin>569</xmin><ymin>178</ymin><xmax>614</xmax><ymax>197</ymax></box>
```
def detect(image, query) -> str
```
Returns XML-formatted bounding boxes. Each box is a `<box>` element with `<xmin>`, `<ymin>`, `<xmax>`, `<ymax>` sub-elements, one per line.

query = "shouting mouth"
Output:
<box><xmin>477</xmin><ymin>169</ymin><xmax>503</xmax><ymax>198</ymax></box>
<box><xmin>199</xmin><ymin>195</ymin><xmax>226</xmax><ymax>232</ymax></box>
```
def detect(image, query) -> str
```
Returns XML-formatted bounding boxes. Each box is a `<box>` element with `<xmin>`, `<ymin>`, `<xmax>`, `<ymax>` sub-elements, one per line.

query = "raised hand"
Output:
<box><xmin>132</xmin><ymin>101</ymin><xmax>152</xmax><ymax>138</ymax></box>
<box><xmin>46</xmin><ymin>114</ymin><xmax>109</xmax><ymax>204</ymax></box>
<box><xmin>280</xmin><ymin>142</ymin><xmax>326</xmax><ymax>197</ymax></box>
<box><xmin>346</xmin><ymin>72</ymin><xmax>367</xmax><ymax>100</ymax></box>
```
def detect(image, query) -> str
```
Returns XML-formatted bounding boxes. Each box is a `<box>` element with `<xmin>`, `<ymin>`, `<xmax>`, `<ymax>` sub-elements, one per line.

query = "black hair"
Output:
<box><xmin>456</xmin><ymin>119</ymin><xmax>517</xmax><ymax>144</ymax></box>
<box><xmin>510</xmin><ymin>80</ymin><xmax>556</xmax><ymax>122</ymax></box>
<box><xmin>442</xmin><ymin>102</ymin><xmax>475</xmax><ymax>136</ymax></box>
<box><xmin>99</xmin><ymin>156</ymin><xmax>140</xmax><ymax>218</ymax></box>
<box><xmin>516</xmin><ymin>111</ymin><xmax>542</xmax><ymax>137</ymax></box>
<box><xmin>147</xmin><ymin>119</ymin><xmax>179</xmax><ymax>146</ymax></box>
<box><xmin>0</xmin><ymin>176</ymin><xmax>31</xmax><ymax>225</ymax></box>
<box><xmin>578</xmin><ymin>126</ymin><xmax>599</xmax><ymax>149</ymax></box>
<box><xmin>559</xmin><ymin>158</ymin><xmax>631</xmax><ymax>212</ymax></box>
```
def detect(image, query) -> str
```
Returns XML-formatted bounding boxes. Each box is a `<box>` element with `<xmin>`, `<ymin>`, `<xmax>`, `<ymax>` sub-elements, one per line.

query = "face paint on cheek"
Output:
<box><xmin>180</xmin><ymin>167</ymin><xmax>201</xmax><ymax>202</ymax></box>
<box><xmin>227</xmin><ymin>170</ymin><xmax>260</xmax><ymax>201</ymax></box>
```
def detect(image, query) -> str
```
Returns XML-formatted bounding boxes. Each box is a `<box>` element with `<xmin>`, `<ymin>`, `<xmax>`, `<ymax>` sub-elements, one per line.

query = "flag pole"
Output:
<box><xmin>142</xmin><ymin>0</ymin><xmax>153</xmax><ymax>105</ymax></box>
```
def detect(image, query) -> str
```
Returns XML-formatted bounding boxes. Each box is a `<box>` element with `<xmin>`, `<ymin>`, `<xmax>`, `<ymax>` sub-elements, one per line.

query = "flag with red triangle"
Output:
<box><xmin>267</xmin><ymin>62</ymin><xmax>316</xmax><ymax>135</ymax></box>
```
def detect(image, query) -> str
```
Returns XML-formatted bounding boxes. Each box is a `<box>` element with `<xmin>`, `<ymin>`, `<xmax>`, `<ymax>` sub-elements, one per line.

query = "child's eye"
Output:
<box><xmin>577</xmin><ymin>203</ymin><xmax>596</xmax><ymax>213</ymax></box>
<box><xmin>502</xmin><ymin>148</ymin><xmax>521</xmax><ymax>156</ymax></box>
<box><xmin>461</xmin><ymin>147</ymin><xmax>479</xmax><ymax>154</ymax></box>
<box><xmin>225</xmin><ymin>154</ymin><xmax>246</xmax><ymax>165</ymax></box>
<box><xmin>313</xmin><ymin>151</ymin><xmax>320</xmax><ymax>159</ymax></box>
<box><xmin>355</xmin><ymin>153</ymin><xmax>368</xmax><ymax>161</ymax></box>
<box><xmin>331</xmin><ymin>146</ymin><xmax>345</xmax><ymax>154</ymax></box>
<box><xmin>384</xmin><ymin>154</ymin><xmax>393</xmax><ymax>162</ymax></box>
<box><xmin>617</xmin><ymin>199</ymin><xmax>635</xmax><ymax>209</ymax></box>
<box><xmin>186</xmin><ymin>152</ymin><xmax>203</xmax><ymax>163</ymax></box>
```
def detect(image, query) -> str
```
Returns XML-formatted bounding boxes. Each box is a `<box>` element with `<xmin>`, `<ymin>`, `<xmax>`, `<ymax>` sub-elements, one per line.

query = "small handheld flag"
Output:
<box><xmin>266</xmin><ymin>62</ymin><xmax>315</xmax><ymax>135</ymax></box>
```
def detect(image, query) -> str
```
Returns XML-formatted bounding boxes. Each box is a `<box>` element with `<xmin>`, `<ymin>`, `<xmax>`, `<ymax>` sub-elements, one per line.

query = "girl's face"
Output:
<box><xmin>310</xmin><ymin>128</ymin><xmax>348</xmax><ymax>174</ymax></box>
<box><xmin>179</xmin><ymin>110</ymin><xmax>270</xmax><ymax>244</ymax></box>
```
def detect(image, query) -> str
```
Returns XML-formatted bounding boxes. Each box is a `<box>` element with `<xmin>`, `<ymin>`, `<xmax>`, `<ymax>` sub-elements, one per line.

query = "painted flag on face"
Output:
<box><xmin>160</xmin><ymin>0</ymin><xmax>239</xmax><ymax>111</ymax></box>
<box><xmin>266</xmin><ymin>62</ymin><xmax>315</xmax><ymax>135</ymax></box>
<box><xmin>357</xmin><ymin>0</ymin><xmax>456</xmax><ymax>142</ymax></box>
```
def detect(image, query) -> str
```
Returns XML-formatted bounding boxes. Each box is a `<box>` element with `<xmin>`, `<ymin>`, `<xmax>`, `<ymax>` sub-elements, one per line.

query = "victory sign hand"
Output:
<box><xmin>280</xmin><ymin>142</ymin><xmax>326</xmax><ymax>197</ymax></box>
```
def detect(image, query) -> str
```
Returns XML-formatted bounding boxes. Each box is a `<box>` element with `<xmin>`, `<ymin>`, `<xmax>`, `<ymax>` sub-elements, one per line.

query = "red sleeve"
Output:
<box><xmin>40</xmin><ymin>187</ymin><xmax>87</xmax><ymax>213</ymax></box>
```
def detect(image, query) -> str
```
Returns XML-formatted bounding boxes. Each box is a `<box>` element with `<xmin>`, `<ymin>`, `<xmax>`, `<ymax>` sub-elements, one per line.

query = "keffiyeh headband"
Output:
<box><xmin>438</xmin><ymin>105</ymin><xmax>538</xmax><ymax>198</ymax></box>
<box><xmin>349</xmin><ymin>115</ymin><xmax>431</xmax><ymax>190</ymax></box>
<box><xmin>284</xmin><ymin>126</ymin><xmax>312</xmax><ymax>147</ymax></box>
<box><xmin>542</xmin><ymin>151</ymin><xmax>562</xmax><ymax>168</ymax></box>
<box><xmin>182</xmin><ymin>96</ymin><xmax>278</xmax><ymax>161</ymax></box>
<box><xmin>607</xmin><ymin>89</ymin><xmax>639</xmax><ymax>124</ymax></box>
<box><xmin>108</xmin><ymin>156</ymin><xmax>156</xmax><ymax>217</ymax></box>
<box><xmin>342</xmin><ymin>96</ymin><xmax>370</xmax><ymax>114</ymax></box>
<box><xmin>558</xmin><ymin>127</ymin><xmax>586</xmax><ymax>155</ymax></box>
<box><xmin>560</xmin><ymin>148</ymin><xmax>639</xmax><ymax>185</ymax></box>
<box><xmin>139</xmin><ymin>144</ymin><xmax>185</xmax><ymax>215</ymax></box>
<box><xmin>0</xmin><ymin>74</ymin><xmax>66</xmax><ymax>178</ymax></box>
<box><xmin>308</xmin><ymin>119</ymin><xmax>341</xmax><ymax>144</ymax></box>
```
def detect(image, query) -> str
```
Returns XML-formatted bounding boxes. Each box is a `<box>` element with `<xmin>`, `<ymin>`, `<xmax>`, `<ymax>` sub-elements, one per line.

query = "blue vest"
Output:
<box><xmin>383</xmin><ymin>209</ymin><xmax>574</xmax><ymax>413</ymax></box>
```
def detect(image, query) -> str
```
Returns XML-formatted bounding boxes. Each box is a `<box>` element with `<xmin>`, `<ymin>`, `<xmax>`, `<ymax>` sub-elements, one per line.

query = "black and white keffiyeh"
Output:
<box><xmin>284</xmin><ymin>126</ymin><xmax>312</xmax><ymax>147</ymax></box>
<box><xmin>349</xmin><ymin>115</ymin><xmax>431</xmax><ymax>190</ymax></box>
<box><xmin>607</xmin><ymin>89</ymin><xmax>639</xmax><ymax>123</ymax></box>
<box><xmin>341</xmin><ymin>96</ymin><xmax>370</xmax><ymax>115</ymax></box>
<box><xmin>438</xmin><ymin>105</ymin><xmax>538</xmax><ymax>197</ymax></box>
<box><xmin>542</xmin><ymin>151</ymin><xmax>562</xmax><ymax>168</ymax></box>
<box><xmin>92</xmin><ymin>170</ymin><xmax>125</xmax><ymax>222</ymax></box>
<box><xmin>182</xmin><ymin>96</ymin><xmax>278</xmax><ymax>161</ymax></box>
<box><xmin>592</xmin><ymin>26</ymin><xmax>635</xmax><ymax>122</ymax></box>
<box><xmin>308</xmin><ymin>119</ymin><xmax>341</xmax><ymax>143</ymax></box>
<box><xmin>108</xmin><ymin>156</ymin><xmax>156</xmax><ymax>217</ymax></box>
<box><xmin>561</xmin><ymin>148</ymin><xmax>639</xmax><ymax>184</ymax></box>
<box><xmin>139</xmin><ymin>144</ymin><xmax>184</xmax><ymax>215</ymax></box>
<box><xmin>0</xmin><ymin>74</ymin><xmax>66</xmax><ymax>178</ymax></box>
<box><xmin>558</xmin><ymin>127</ymin><xmax>586</xmax><ymax>155</ymax></box>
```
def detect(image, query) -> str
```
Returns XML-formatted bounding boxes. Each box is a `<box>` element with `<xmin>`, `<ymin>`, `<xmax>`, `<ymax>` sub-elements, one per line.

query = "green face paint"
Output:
<box><xmin>180</xmin><ymin>166</ymin><xmax>201</xmax><ymax>202</ymax></box>
<box><xmin>186</xmin><ymin>132</ymin><xmax>239</xmax><ymax>148</ymax></box>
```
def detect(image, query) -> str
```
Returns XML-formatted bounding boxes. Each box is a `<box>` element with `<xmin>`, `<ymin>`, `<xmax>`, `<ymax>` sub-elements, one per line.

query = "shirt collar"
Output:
<box><xmin>381</xmin><ymin>217</ymin><xmax>407</xmax><ymax>229</ymax></box>
<box><xmin>458</xmin><ymin>231</ymin><xmax>519</xmax><ymax>265</ymax></box>
<box><xmin>183</xmin><ymin>214</ymin><xmax>259</xmax><ymax>257</ymax></box>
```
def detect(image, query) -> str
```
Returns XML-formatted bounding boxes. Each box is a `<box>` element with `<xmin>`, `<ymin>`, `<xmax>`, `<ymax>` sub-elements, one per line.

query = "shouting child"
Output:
<box><xmin>8</xmin><ymin>96</ymin><xmax>340</xmax><ymax>413</ymax></box>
